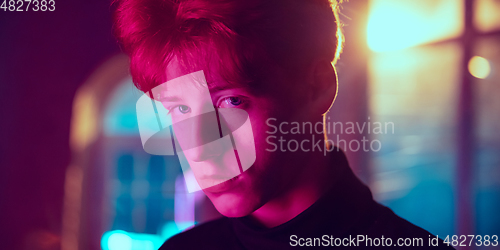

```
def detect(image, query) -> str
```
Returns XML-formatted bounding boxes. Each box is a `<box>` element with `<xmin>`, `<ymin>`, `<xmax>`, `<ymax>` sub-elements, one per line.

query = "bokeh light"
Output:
<box><xmin>103</xmin><ymin>231</ymin><xmax>132</xmax><ymax>250</ymax></box>
<box><xmin>468</xmin><ymin>56</ymin><xmax>491</xmax><ymax>79</ymax></box>
<box><xmin>101</xmin><ymin>230</ymin><xmax>166</xmax><ymax>250</ymax></box>
<box><xmin>367</xmin><ymin>0</ymin><xmax>463</xmax><ymax>52</ymax></box>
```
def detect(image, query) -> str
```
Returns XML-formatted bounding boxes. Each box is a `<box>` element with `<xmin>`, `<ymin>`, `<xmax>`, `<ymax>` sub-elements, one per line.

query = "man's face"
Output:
<box><xmin>157</xmin><ymin>59</ymin><xmax>316</xmax><ymax>217</ymax></box>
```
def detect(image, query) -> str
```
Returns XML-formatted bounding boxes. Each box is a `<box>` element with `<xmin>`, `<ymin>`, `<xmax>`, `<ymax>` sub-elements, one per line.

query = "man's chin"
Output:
<box><xmin>205</xmin><ymin>190</ymin><xmax>258</xmax><ymax>218</ymax></box>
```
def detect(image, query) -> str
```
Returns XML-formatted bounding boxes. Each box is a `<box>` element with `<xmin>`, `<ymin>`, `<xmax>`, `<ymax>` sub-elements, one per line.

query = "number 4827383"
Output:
<box><xmin>1</xmin><ymin>0</ymin><xmax>55</xmax><ymax>12</ymax></box>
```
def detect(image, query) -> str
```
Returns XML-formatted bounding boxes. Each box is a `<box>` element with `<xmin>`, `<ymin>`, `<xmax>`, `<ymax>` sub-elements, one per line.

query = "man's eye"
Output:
<box><xmin>219</xmin><ymin>97</ymin><xmax>243</xmax><ymax>108</ymax></box>
<box><xmin>178</xmin><ymin>105</ymin><xmax>191</xmax><ymax>114</ymax></box>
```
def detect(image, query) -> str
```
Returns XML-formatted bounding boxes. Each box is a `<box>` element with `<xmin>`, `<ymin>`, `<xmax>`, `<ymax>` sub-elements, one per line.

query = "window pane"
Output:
<box><xmin>369</xmin><ymin>43</ymin><xmax>461</xmax><ymax>236</ymax></box>
<box><xmin>474</xmin><ymin>0</ymin><xmax>500</xmax><ymax>32</ymax></box>
<box><xmin>474</xmin><ymin>37</ymin><xmax>500</xmax><ymax>236</ymax></box>
<box><xmin>368</xmin><ymin>0</ymin><xmax>463</xmax><ymax>52</ymax></box>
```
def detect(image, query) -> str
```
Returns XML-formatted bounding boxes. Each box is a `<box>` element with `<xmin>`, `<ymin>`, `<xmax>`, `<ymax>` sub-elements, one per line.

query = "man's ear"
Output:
<box><xmin>310</xmin><ymin>60</ymin><xmax>338</xmax><ymax>115</ymax></box>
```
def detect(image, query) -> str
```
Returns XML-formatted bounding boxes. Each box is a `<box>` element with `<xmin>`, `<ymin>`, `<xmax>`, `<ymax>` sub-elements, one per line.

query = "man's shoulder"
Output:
<box><xmin>366</xmin><ymin>202</ymin><xmax>431</xmax><ymax>236</ymax></box>
<box><xmin>358</xmin><ymin>202</ymin><xmax>454</xmax><ymax>249</ymax></box>
<box><xmin>159</xmin><ymin>217</ymin><xmax>238</xmax><ymax>250</ymax></box>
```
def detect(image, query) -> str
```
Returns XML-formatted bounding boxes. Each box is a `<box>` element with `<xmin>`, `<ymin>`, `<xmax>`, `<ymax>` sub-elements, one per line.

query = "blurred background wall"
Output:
<box><xmin>1</xmin><ymin>0</ymin><xmax>499</xmax><ymax>250</ymax></box>
<box><xmin>0</xmin><ymin>1</ymin><xmax>120</xmax><ymax>249</ymax></box>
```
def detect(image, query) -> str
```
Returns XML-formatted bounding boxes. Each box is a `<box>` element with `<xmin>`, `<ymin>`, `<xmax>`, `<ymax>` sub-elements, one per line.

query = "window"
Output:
<box><xmin>367</xmin><ymin>0</ymin><xmax>500</xmax><ymax>239</ymax></box>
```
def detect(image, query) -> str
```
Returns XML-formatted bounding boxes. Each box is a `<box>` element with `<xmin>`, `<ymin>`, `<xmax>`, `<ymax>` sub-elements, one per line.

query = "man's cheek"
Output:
<box><xmin>229</xmin><ymin>113</ymin><xmax>256</xmax><ymax>172</ymax></box>
<box><xmin>218</xmin><ymin>108</ymin><xmax>256</xmax><ymax>172</ymax></box>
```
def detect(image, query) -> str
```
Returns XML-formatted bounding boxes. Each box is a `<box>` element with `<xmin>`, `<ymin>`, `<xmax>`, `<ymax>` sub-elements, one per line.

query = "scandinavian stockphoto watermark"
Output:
<box><xmin>266</xmin><ymin>117</ymin><xmax>394</xmax><ymax>154</ymax></box>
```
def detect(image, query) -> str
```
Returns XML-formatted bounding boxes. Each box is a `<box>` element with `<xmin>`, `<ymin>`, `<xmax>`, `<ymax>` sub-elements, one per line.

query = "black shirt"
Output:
<box><xmin>160</xmin><ymin>149</ymin><xmax>454</xmax><ymax>249</ymax></box>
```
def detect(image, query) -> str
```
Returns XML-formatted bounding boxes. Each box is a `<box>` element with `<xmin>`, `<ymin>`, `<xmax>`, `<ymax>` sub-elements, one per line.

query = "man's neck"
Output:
<box><xmin>249</xmin><ymin>151</ymin><xmax>336</xmax><ymax>228</ymax></box>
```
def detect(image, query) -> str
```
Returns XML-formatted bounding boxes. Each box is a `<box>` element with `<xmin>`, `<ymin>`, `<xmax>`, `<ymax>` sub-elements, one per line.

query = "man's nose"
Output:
<box><xmin>173</xmin><ymin>111</ymin><xmax>225</xmax><ymax>162</ymax></box>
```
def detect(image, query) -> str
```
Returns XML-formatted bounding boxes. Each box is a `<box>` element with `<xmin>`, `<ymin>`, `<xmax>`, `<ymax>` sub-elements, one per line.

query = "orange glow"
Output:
<box><xmin>367</xmin><ymin>0</ymin><xmax>463</xmax><ymax>52</ymax></box>
<box><xmin>474</xmin><ymin>0</ymin><xmax>500</xmax><ymax>32</ymax></box>
<box><xmin>468</xmin><ymin>56</ymin><xmax>491</xmax><ymax>79</ymax></box>
<box><xmin>70</xmin><ymin>87</ymin><xmax>98</xmax><ymax>151</ymax></box>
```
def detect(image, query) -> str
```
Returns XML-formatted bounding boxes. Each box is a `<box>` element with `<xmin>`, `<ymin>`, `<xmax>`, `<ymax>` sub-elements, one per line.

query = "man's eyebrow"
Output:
<box><xmin>209</xmin><ymin>85</ymin><xmax>232</xmax><ymax>92</ymax></box>
<box><xmin>208</xmin><ymin>81</ymin><xmax>247</xmax><ymax>93</ymax></box>
<box><xmin>157</xmin><ymin>95</ymin><xmax>181</xmax><ymax>102</ymax></box>
<box><xmin>156</xmin><ymin>80</ymin><xmax>247</xmax><ymax>101</ymax></box>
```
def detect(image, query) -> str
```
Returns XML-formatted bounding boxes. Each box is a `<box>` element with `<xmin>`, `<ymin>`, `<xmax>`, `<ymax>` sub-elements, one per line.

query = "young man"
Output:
<box><xmin>113</xmin><ymin>0</ymin><xmax>454</xmax><ymax>249</ymax></box>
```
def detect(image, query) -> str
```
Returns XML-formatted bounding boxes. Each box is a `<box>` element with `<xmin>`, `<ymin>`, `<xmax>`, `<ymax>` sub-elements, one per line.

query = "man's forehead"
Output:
<box><xmin>165</xmin><ymin>56</ymin><xmax>240</xmax><ymax>88</ymax></box>
<box><xmin>154</xmin><ymin>70</ymin><xmax>245</xmax><ymax>102</ymax></box>
<box><xmin>161</xmin><ymin>53</ymin><xmax>280</xmax><ymax>98</ymax></box>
